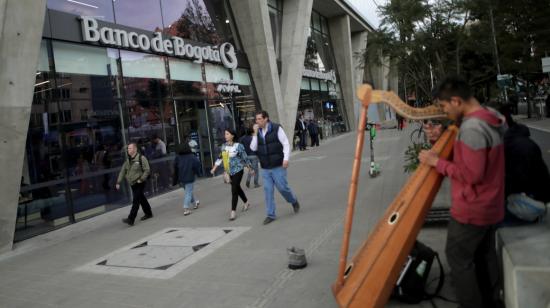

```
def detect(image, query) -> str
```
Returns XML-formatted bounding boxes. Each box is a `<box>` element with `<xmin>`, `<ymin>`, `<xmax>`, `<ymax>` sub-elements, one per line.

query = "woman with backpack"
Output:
<box><xmin>210</xmin><ymin>128</ymin><xmax>253</xmax><ymax>221</ymax></box>
<box><xmin>173</xmin><ymin>143</ymin><xmax>202</xmax><ymax>216</ymax></box>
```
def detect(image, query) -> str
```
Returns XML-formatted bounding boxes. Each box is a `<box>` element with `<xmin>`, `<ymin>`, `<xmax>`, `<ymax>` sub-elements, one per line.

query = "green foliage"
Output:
<box><xmin>362</xmin><ymin>0</ymin><xmax>550</xmax><ymax>103</ymax></box>
<box><xmin>403</xmin><ymin>142</ymin><xmax>432</xmax><ymax>173</ymax></box>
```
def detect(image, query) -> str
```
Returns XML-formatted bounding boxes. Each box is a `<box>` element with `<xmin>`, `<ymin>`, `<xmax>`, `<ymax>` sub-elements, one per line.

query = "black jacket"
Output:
<box><xmin>257</xmin><ymin>122</ymin><xmax>284</xmax><ymax>169</ymax></box>
<box><xmin>239</xmin><ymin>135</ymin><xmax>257</xmax><ymax>156</ymax></box>
<box><xmin>504</xmin><ymin>123</ymin><xmax>550</xmax><ymax>203</ymax></box>
<box><xmin>174</xmin><ymin>154</ymin><xmax>201</xmax><ymax>185</ymax></box>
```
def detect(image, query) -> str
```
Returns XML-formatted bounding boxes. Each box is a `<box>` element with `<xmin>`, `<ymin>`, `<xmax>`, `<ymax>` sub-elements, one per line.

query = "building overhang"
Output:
<box><xmin>313</xmin><ymin>0</ymin><xmax>375</xmax><ymax>33</ymax></box>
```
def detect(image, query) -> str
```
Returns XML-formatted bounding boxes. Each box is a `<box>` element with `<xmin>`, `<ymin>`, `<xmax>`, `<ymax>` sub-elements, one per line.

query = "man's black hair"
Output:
<box><xmin>432</xmin><ymin>75</ymin><xmax>473</xmax><ymax>101</ymax></box>
<box><xmin>255</xmin><ymin>110</ymin><xmax>269</xmax><ymax>119</ymax></box>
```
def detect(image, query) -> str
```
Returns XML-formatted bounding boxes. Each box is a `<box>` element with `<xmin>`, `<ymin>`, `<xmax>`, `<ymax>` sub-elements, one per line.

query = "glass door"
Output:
<box><xmin>175</xmin><ymin>100</ymin><xmax>212</xmax><ymax>175</ymax></box>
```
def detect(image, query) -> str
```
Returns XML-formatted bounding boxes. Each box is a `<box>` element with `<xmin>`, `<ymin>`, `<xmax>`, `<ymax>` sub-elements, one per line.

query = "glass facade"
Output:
<box><xmin>298</xmin><ymin>10</ymin><xmax>348</xmax><ymax>144</ymax></box>
<box><xmin>268</xmin><ymin>0</ymin><xmax>283</xmax><ymax>60</ymax></box>
<box><xmin>15</xmin><ymin>0</ymin><xmax>256</xmax><ymax>241</ymax></box>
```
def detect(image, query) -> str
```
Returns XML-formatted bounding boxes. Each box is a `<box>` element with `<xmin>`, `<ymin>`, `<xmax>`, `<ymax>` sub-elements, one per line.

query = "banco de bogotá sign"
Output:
<box><xmin>80</xmin><ymin>16</ymin><xmax>238</xmax><ymax>69</ymax></box>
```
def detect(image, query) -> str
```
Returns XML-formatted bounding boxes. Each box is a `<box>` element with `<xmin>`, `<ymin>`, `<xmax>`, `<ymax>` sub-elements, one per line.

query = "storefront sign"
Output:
<box><xmin>216</xmin><ymin>79</ymin><xmax>241</xmax><ymax>94</ymax></box>
<box><xmin>302</xmin><ymin>69</ymin><xmax>337</xmax><ymax>83</ymax></box>
<box><xmin>80</xmin><ymin>16</ymin><xmax>238</xmax><ymax>69</ymax></box>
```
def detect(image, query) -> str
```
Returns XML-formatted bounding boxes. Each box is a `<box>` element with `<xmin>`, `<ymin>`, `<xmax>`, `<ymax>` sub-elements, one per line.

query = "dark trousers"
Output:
<box><xmin>128</xmin><ymin>182</ymin><xmax>153</xmax><ymax>222</ymax></box>
<box><xmin>446</xmin><ymin>217</ymin><xmax>500</xmax><ymax>308</ymax></box>
<box><xmin>230</xmin><ymin>170</ymin><xmax>247</xmax><ymax>211</ymax></box>
<box><xmin>299</xmin><ymin>130</ymin><xmax>307</xmax><ymax>150</ymax></box>
<box><xmin>310</xmin><ymin>133</ymin><xmax>319</xmax><ymax>146</ymax></box>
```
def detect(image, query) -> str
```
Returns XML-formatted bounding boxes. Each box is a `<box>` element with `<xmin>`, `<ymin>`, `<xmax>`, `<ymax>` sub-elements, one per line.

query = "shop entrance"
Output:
<box><xmin>175</xmin><ymin>100</ymin><xmax>213</xmax><ymax>176</ymax></box>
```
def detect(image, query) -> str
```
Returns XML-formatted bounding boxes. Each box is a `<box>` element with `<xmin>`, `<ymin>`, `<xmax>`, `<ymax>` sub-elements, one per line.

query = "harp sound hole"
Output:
<box><xmin>388</xmin><ymin>212</ymin><xmax>399</xmax><ymax>224</ymax></box>
<box><xmin>344</xmin><ymin>264</ymin><xmax>353</xmax><ymax>277</ymax></box>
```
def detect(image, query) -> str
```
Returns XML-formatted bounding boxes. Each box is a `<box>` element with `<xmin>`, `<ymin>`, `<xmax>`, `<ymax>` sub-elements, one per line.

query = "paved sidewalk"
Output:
<box><xmin>0</xmin><ymin>129</ymin><xmax>455</xmax><ymax>308</ymax></box>
<box><xmin>515</xmin><ymin>114</ymin><xmax>550</xmax><ymax>133</ymax></box>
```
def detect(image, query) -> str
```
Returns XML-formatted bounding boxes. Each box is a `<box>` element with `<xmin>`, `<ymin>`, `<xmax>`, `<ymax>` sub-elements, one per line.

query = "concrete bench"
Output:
<box><xmin>497</xmin><ymin>210</ymin><xmax>550</xmax><ymax>308</ymax></box>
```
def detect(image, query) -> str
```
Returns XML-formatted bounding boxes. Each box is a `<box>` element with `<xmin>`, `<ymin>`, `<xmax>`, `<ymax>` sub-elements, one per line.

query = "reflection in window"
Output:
<box><xmin>17</xmin><ymin>40</ymin><xmax>129</xmax><ymax>241</ymax></box>
<box><xmin>304</xmin><ymin>29</ymin><xmax>334</xmax><ymax>72</ymax></box>
<box><xmin>161</xmin><ymin>0</ymin><xmax>235</xmax><ymax>45</ymax></box>
<box><xmin>268</xmin><ymin>0</ymin><xmax>283</xmax><ymax>59</ymax></box>
<box><xmin>114</xmin><ymin>0</ymin><xmax>163</xmax><ymax>31</ymax></box>
<box><xmin>120</xmin><ymin>50</ymin><xmax>168</xmax><ymax>101</ymax></box>
<box><xmin>47</xmin><ymin>0</ymin><xmax>115</xmax><ymax>22</ymax></box>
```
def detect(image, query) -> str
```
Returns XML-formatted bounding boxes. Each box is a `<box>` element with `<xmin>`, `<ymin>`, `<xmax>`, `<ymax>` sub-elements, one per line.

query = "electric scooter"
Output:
<box><xmin>366</xmin><ymin>121</ymin><xmax>380</xmax><ymax>178</ymax></box>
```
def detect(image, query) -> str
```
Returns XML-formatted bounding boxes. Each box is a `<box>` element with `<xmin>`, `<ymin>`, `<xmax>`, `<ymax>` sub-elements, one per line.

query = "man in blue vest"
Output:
<box><xmin>250</xmin><ymin>110</ymin><xmax>300</xmax><ymax>224</ymax></box>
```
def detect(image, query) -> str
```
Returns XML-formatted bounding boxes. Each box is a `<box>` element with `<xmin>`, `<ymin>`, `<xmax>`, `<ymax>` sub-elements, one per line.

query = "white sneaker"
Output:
<box><xmin>183</xmin><ymin>209</ymin><xmax>191</xmax><ymax>216</ymax></box>
<box><xmin>229</xmin><ymin>210</ymin><xmax>236</xmax><ymax>221</ymax></box>
<box><xmin>193</xmin><ymin>200</ymin><xmax>200</xmax><ymax>209</ymax></box>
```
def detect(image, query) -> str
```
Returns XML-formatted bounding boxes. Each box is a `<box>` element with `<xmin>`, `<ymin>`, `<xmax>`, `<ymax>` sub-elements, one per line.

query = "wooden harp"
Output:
<box><xmin>332</xmin><ymin>84</ymin><xmax>457</xmax><ymax>308</ymax></box>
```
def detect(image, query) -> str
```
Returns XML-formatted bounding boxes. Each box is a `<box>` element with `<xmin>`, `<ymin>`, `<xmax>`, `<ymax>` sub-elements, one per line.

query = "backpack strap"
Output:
<box><xmin>424</xmin><ymin>252</ymin><xmax>445</xmax><ymax>300</ymax></box>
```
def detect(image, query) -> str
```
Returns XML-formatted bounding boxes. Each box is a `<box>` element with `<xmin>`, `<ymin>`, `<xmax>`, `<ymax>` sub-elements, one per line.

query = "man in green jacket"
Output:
<box><xmin>116</xmin><ymin>142</ymin><xmax>153</xmax><ymax>226</ymax></box>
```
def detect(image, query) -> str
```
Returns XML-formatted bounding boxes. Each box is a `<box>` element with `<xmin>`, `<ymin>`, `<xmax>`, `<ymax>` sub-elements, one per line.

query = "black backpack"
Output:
<box><xmin>392</xmin><ymin>241</ymin><xmax>445</xmax><ymax>304</ymax></box>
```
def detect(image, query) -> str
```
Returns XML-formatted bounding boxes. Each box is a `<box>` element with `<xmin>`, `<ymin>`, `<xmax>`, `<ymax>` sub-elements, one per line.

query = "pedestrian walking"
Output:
<box><xmin>296</xmin><ymin>113</ymin><xmax>308</xmax><ymax>150</ymax></box>
<box><xmin>173</xmin><ymin>143</ymin><xmax>201</xmax><ymax>216</ymax></box>
<box><xmin>116</xmin><ymin>142</ymin><xmax>153</xmax><ymax>226</ymax></box>
<box><xmin>397</xmin><ymin>114</ymin><xmax>405</xmax><ymax>130</ymax></box>
<box><xmin>307</xmin><ymin>119</ymin><xmax>320</xmax><ymax>147</ymax></box>
<box><xmin>239</xmin><ymin>125</ymin><xmax>261</xmax><ymax>188</ymax></box>
<box><xmin>250</xmin><ymin>111</ymin><xmax>300</xmax><ymax>225</ymax></box>
<box><xmin>419</xmin><ymin>76</ymin><xmax>506</xmax><ymax>308</ymax></box>
<box><xmin>210</xmin><ymin>128</ymin><xmax>252</xmax><ymax>221</ymax></box>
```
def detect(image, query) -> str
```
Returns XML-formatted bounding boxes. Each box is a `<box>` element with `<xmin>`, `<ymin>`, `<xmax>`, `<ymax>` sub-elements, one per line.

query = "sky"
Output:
<box><xmin>347</xmin><ymin>0</ymin><xmax>384</xmax><ymax>28</ymax></box>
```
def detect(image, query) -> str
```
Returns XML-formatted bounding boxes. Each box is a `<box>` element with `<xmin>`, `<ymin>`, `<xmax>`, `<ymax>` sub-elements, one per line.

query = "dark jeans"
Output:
<box><xmin>310</xmin><ymin>133</ymin><xmax>319</xmax><ymax>146</ymax></box>
<box><xmin>128</xmin><ymin>182</ymin><xmax>153</xmax><ymax>222</ymax></box>
<box><xmin>230</xmin><ymin>170</ymin><xmax>247</xmax><ymax>211</ymax></box>
<box><xmin>299</xmin><ymin>130</ymin><xmax>307</xmax><ymax>150</ymax></box>
<box><xmin>446</xmin><ymin>217</ymin><xmax>500</xmax><ymax>308</ymax></box>
<box><xmin>246</xmin><ymin>155</ymin><xmax>260</xmax><ymax>186</ymax></box>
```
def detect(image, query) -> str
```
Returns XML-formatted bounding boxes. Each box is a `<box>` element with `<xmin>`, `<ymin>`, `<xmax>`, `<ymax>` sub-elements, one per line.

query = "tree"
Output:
<box><xmin>362</xmin><ymin>0</ymin><xmax>550</xmax><ymax>105</ymax></box>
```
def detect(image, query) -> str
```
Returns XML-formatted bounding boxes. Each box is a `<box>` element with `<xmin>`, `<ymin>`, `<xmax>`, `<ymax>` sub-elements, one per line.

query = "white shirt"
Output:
<box><xmin>155</xmin><ymin>140</ymin><xmax>167</xmax><ymax>155</ymax></box>
<box><xmin>214</xmin><ymin>143</ymin><xmax>240</xmax><ymax>167</ymax></box>
<box><xmin>250</xmin><ymin>123</ymin><xmax>290</xmax><ymax>161</ymax></box>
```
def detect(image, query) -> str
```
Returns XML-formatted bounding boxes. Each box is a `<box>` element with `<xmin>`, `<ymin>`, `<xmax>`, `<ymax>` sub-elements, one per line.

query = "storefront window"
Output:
<box><xmin>47</xmin><ymin>0</ymin><xmax>115</xmax><ymax>22</ymax></box>
<box><xmin>119</xmin><ymin>50</ymin><xmax>174</xmax><ymax>195</ymax></box>
<box><xmin>169</xmin><ymin>58</ymin><xmax>204</xmax><ymax>99</ymax></box>
<box><xmin>53</xmin><ymin>41</ymin><xmax>128</xmax><ymax>222</ymax></box>
<box><xmin>16</xmin><ymin>40</ymin><xmax>129</xmax><ymax>241</ymax></box>
<box><xmin>301</xmin><ymin>10</ymin><xmax>349</xmax><ymax>136</ymax></box>
<box><xmin>161</xmin><ymin>0</ymin><xmax>235</xmax><ymax>45</ymax></box>
<box><xmin>114</xmin><ymin>0</ymin><xmax>163</xmax><ymax>31</ymax></box>
<box><xmin>268</xmin><ymin>0</ymin><xmax>283</xmax><ymax>59</ymax></box>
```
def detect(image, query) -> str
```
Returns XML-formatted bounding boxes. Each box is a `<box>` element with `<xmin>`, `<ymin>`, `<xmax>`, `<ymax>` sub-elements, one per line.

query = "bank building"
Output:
<box><xmin>0</xmin><ymin>0</ymin><xmax>397</xmax><ymax>251</ymax></box>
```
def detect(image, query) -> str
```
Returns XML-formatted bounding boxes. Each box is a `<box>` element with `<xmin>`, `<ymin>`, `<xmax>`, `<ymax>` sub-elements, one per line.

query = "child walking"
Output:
<box><xmin>173</xmin><ymin>143</ymin><xmax>201</xmax><ymax>216</ymax></box>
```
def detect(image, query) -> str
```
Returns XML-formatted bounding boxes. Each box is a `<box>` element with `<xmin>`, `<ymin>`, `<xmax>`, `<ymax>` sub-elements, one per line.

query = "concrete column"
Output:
<box><xmin>351</xmin><ymin>31</ymin><xmax>368</xmax><ymax>124</ymax></box>
<box><xmin>0</xmin><ymin>0</ymin><xmax>47</xmax><ymax>253</ymax></box>
<box><xmin>229</xmin><ymin>0</ymin><xmax>284</xmax><ymax>124</ymax></box>
<box><xmin>328</xmin><ymin>15</ymin><xmax>356</xmax><ymax>129</ymax></box>
<box><xmin>278</xmin><ymin>0</ymin><xmax>313</xmax><ymax>133</ymax></box>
